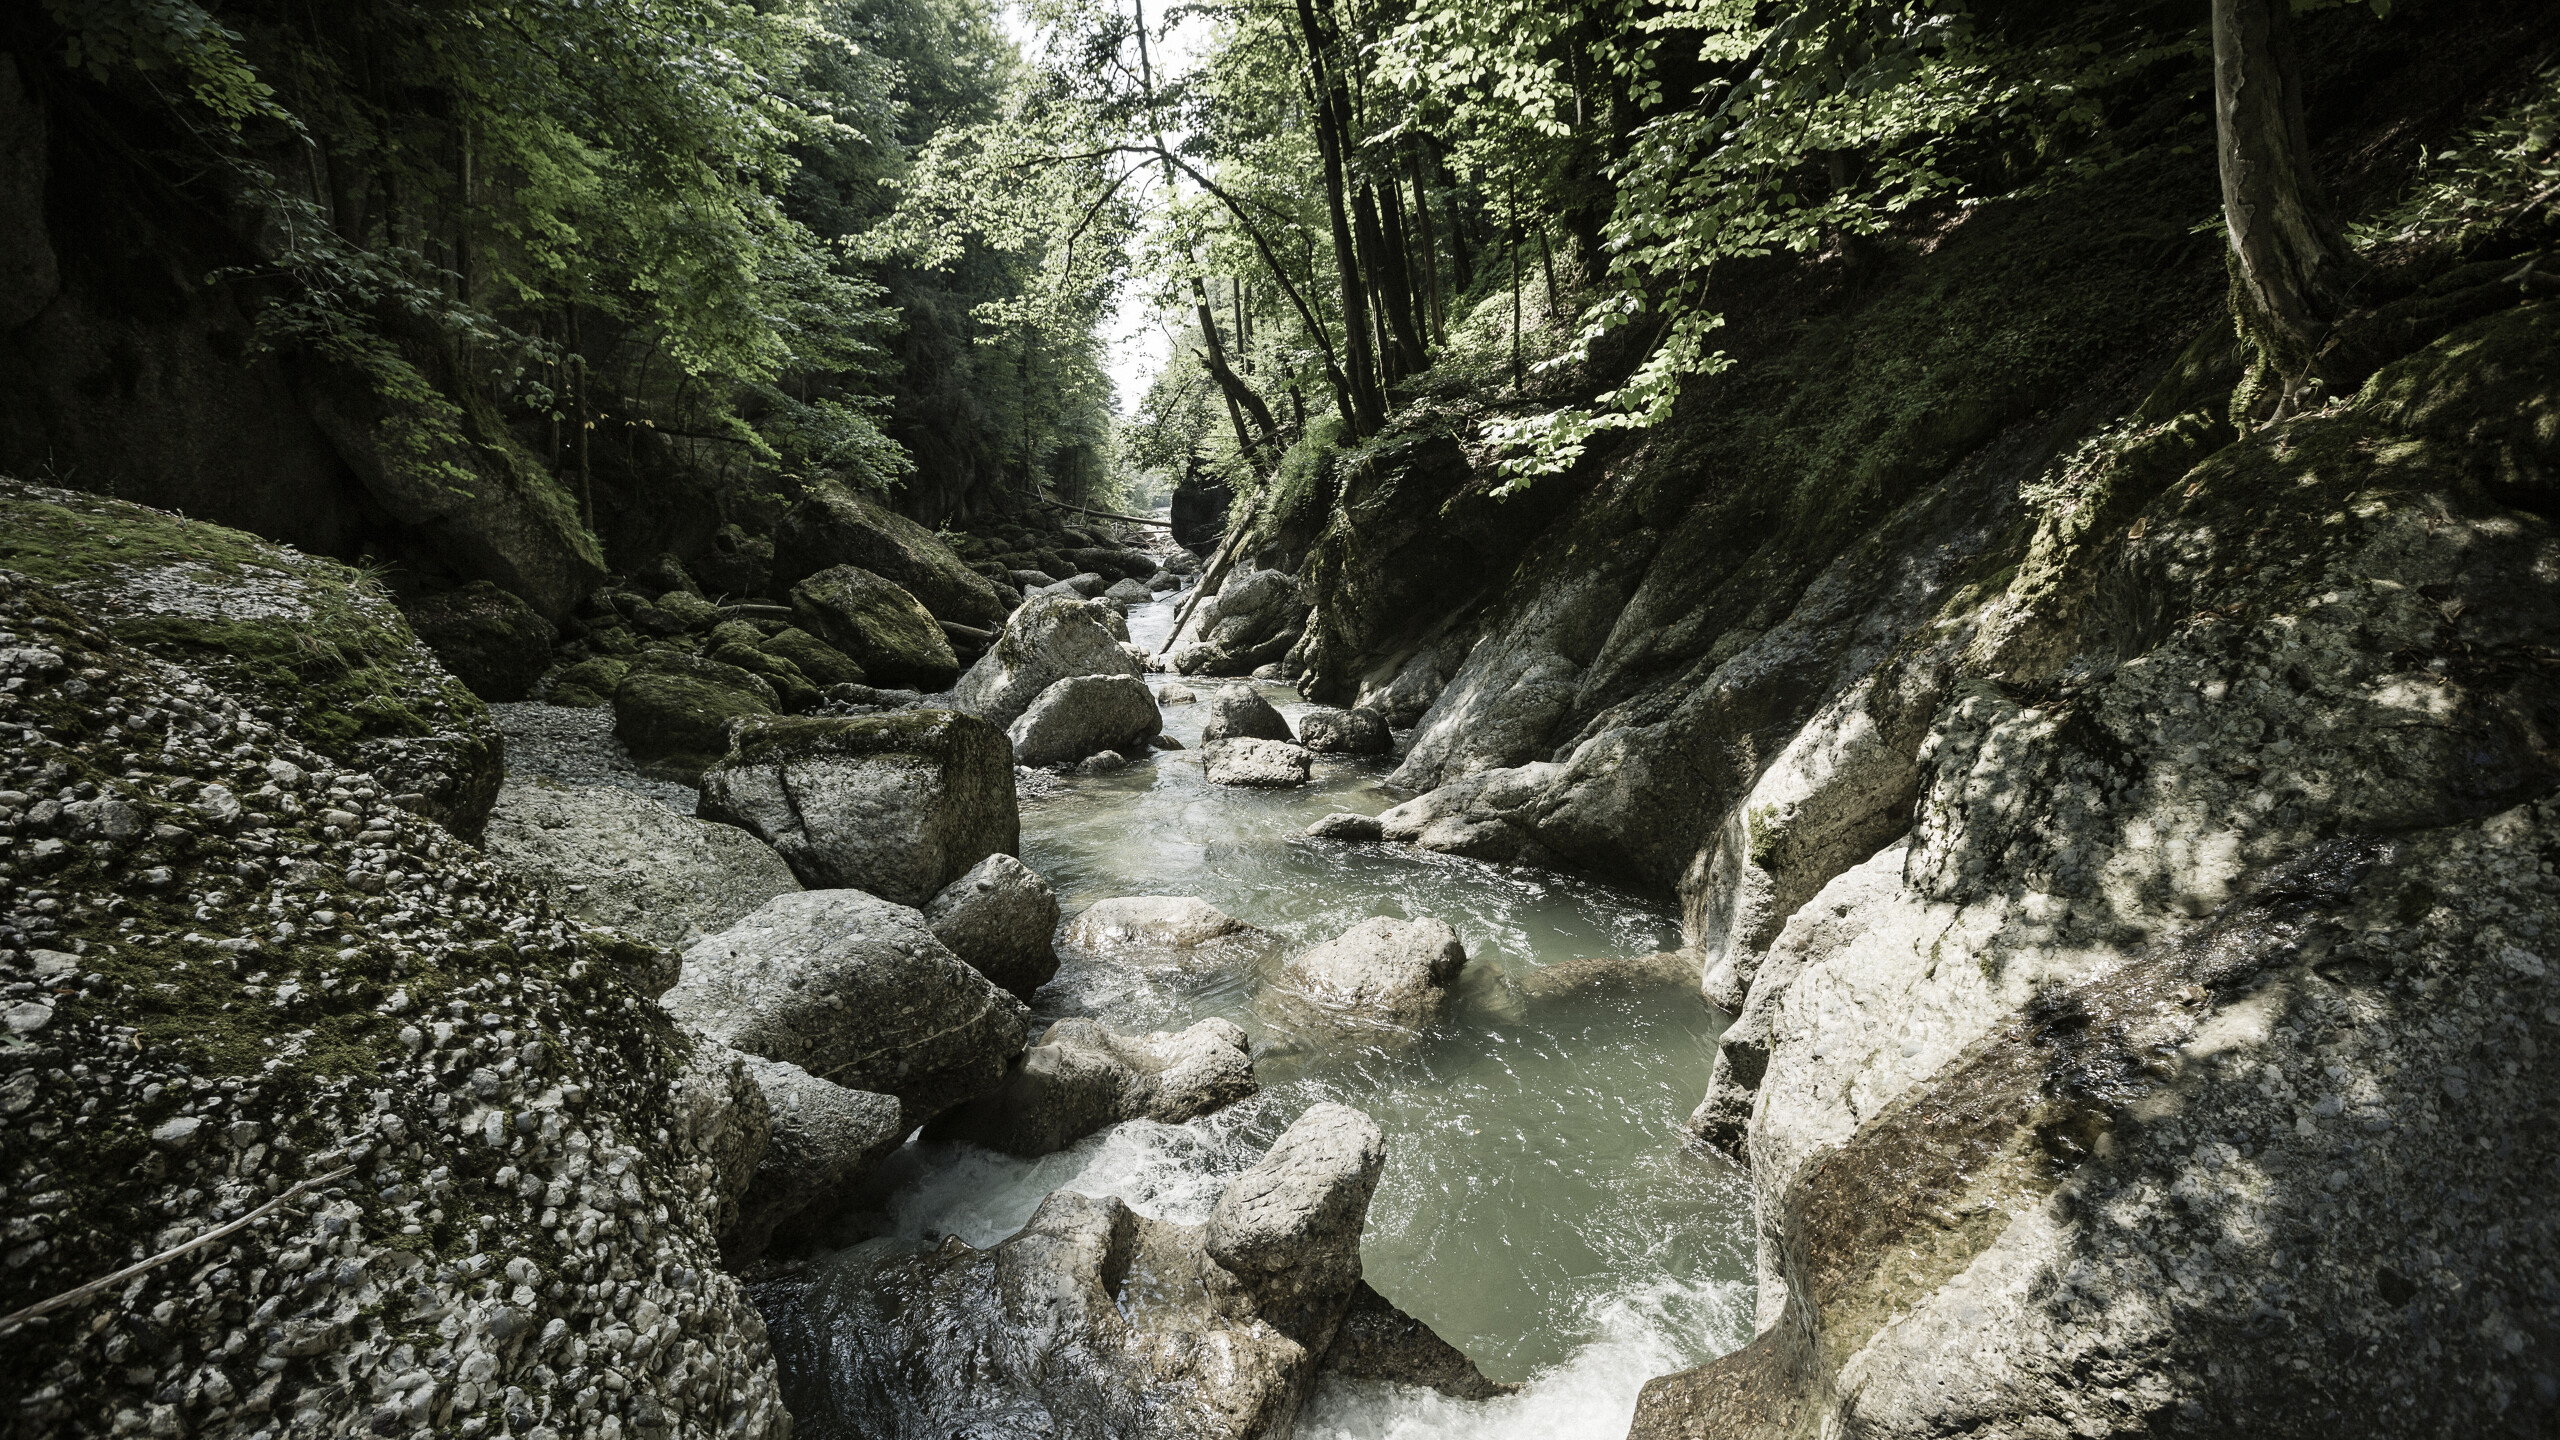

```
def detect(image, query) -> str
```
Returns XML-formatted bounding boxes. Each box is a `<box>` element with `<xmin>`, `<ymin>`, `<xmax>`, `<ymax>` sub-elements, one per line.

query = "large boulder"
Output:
<box><xmin>1202</xmin><ymin>682</ymin><xmax>1293</xmax><ymax>743</ymax></box>
<box><xmin>1102</xmin><ymin>576</ymin><xmax>1155</xmax><ymax>607</ymax></box>
<box><xmin>698</xmin><ymin>711</ymin><xmax>1017</xmax><ymax>906</ymax></box>
<box><xmin>923</xmin><ymin>852</ymin><xmax>1061</xmax><ymax>998</ymax></box>
<box><xmin>1168</xmin><ymin>568</ymin><xmax>1305</xmax><ymax>677</ymax></box>
<box><xmin>1072</xmin><ymin>547</ymin><xmax>1160</xmax><ymax>582</ymax></box>
<box><xmin>1009</xmin><ymin>673</ymin><xmax>1163</xmax><ymax>766</ymax></box>
<box><xmin>952</xmin><ymin>593</ymin><xmax>1144</xmax><ymax>728</ymax></box>
<box><xmin>760</xmin><ymin>625</ymin><xmax>867</xmax><ymax>688</ymax></box>
<box><xmin>1272</xmin><ymin>916</ymin><xmax>1468</xmax><ymax>1029</ymax></box>
<box><xmin>789</xmin><ymin>564</ymin><xmax>960</xmax><ymax>691</ymax></box>
<box><xmin>1203</xmin><ymin>737</ymin><xmax>1313</xmax><ymax>788</ymax></box>
<box><xmin>482</xmin><ymin>775</ymin><xmax>800</xmax><ymax>948</ymax></box>
<box><xmin>924</xmin><ymin>1016</ymin><xmax>1257</xmax><ymax>1156</ymax></box>
<box><xmin>727</xmin><ymin>1050</ymin><xmax>906</xmax><ymax>1265</ymax></box>
<box><xmin>762</xmin><ymin>1104</ymin><xmax>1494</xmax><ymax>1440</ymax></box>
<box><xmin>664</xmin><ymin>889</ymin><xmax>1031</xmax><ymax>1120</ymax></box>
<box><xmin>1293</xmin><ymin>705</ymin><xmax>1390</xmax><ymax>755</ymax></box>
<box><xmin>611</xmin><ymin>650</ymin><xmax>779</xmax><ymax>781</ymax></box>
<box><xmin>398</xmin><ymin>579</ymin><xmax>557</xmax><ymax>701</ymax></box>
<box><xmin>772</xmin><ymin>479</ymin><xmax>1012</xmax><ymax>628</ymax></box>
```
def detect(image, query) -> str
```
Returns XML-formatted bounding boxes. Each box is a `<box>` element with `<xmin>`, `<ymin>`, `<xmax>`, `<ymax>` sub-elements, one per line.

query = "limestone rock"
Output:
<box><xmin>399</xmin><ymin>579</ymin><xmax>557</xmax><ymax>701</ymax></box>
<box><xmin>1202</xmin><ymin>682</ymin><xmax>1293</xmax><ymax>743</ymax></box>
<box><xmin>1274</xmin><ymin>917</ymin><xmax>1467</xmax><ymax>1029</ymax></box>
<box><xmin>726</xmin><ymin>1051</ymin><xmax>905</xmax><ymax>1265</ymax></box>
<box><xmin>924</xmin><ymin>1016</ymin><xmax>1257</xmax><ymax>1156</ymax></box>
<box><xmin>1203</xmin><ymin>737</ymin><xmax>1313</xmax><ymax>787</ymax></box>
<box><xmin>665</xmin><ymin>889</ymin><xmax>1030</xmax><ymax>1119</ymax></box>
<box><xmin>1320</xmin><ymin>1281</ymin><xmax>1519</xmax><ymax>1400</ymax></box>
<box><xmin>924</xmin><ymin>852</ymin><xmax>1061</xmax><ymax>998</ymax></box>
<box><xmin>1103</xmin><ymin>577</ymin><xmax>1154</xmax><ymax>607</ymax></box>
<box><xmin>697</xmin><ymin>711</ymin><xmax>1017</xmax><ymax>906</ymax></box>
<box><xmin>772</xmin><ymin>478</ymin><xmax>1012</xmax><ymax>628</ymax></box>
<box><xmin>1293</xmin><ymin>704</ymin><xmax>1390</xmax><ymax>755</ymax></box>
<box><xmin>789</xmin><ymin>564</ymin><xmax>961</xmax><ymax>691</ymax></box>
<box><xmin>766</xmin><ymin>1104</ymin><xmax>1453</xmax><ymax>1440</ymax></box>
<box><xmin>952</xmin><ymin>594</ymin><xmax>1144</xmax><ymax>728</ymax></box>
<box><xmin>1008</xmin><ymin>672</ymin><xmax>1163</xmax><ymax>767</ymax></box>
<box><xmin>1157</xmin><ymin>681</ymin><xmax>1198</xmax><ymax>705</ymax></box>
<box><xmin>1168</xmin><ymin>568</ymin><xmax>1306</xmax><ymax>677</ymax></box>
<box><xmin>1304</xmin><ymin>812</ymin><xmax>1384</xmax><ymax>841</ymax></box>
<box><xmin>1061</xmin><ymin>895</ymin><xmax>1262</xmax><ymax>956</ymax></box>
<box><xmin>483</xmin><ymin>775</ymin><xmax>799</xmax><ymax>949</ymax></box>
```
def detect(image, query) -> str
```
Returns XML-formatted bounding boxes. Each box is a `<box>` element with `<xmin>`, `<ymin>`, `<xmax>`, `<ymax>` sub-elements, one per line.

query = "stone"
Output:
<box><xmin>545</xmin><ymin>655</ymin><xmax>628</xmax><ymax>707</ymax></box>
<box><xmin>1156</xmin><ymin>682</ymin><xmax>1197</xmax><ymax>705</ymax></box>
<box><xmin>951</xmin><ymin>594</ymin><xmax>1144</xmax><ymax>728</ymax></box>
<box><xmin>726</xmin><ymin>1052</ymin><xmax>905</xmax><ymax>1265</ymax></box>
<box><xmin>482</xmin><ymin>775</ymin><xmax>800</xmax><ymax>950</ymax></box>
<box><xmin>698</xmin><ymin>711</ymin><xmax>1018</xmax><ymax>906</ymax></box>
<box><xmin>1072</xmin><ymin>547</ymin><xmax>1160</xmax><ymax>582</ymax></box>
<box><xmin>772</xmin><ymin>479</ymin><xmax>1012</xmax><ymax>628</ymax></box>
<box><xmin>1201</xmin><ymin>682</ymin><xmax>1293</xmax><ymax>743</ymax></box>
<box><xmin>1007</xmin><ymin>673</ymin><xmax>1163</xmax><ymax>766</ymax></box>
<box><xmin>764</xmin><ymin>1104</ymin><xmax>1457</xmax><ymax>1440</ymax></box>
<box><xmin>610</xmin><ymin>652</ymin><xmax>779</xmax><ymax>781</ymax></box>
<box><xmin>1273</xmin><ymin>916</ymin><xmax>1468</xmax><ymax>1029</ymax></box>
<box><xmin>1303</xmin><ymin>812</ymin><xmax>1383</xmax><ymax>841</ymax></box>
<box><xmin>692</xmin><ymin>522</ymin><xmax>774</xmax><ymax>599</ymax></box>
<box><xmin>1007</xmin><ymin>568</ymin><xmax>1059</xmax><ymax>591</ymax></box>
<box><xmin>1167</xmin><ymin>568</ymin><xmax>1305</xmax><ymax>677</ymax></box>
<box><xmin>1103</xmin><ymin>577</ymin><xmax>1154</xmax><ymax>607</ymax></box>
<box><xmin>664</xmin><ymin>889</ymin><xmax>1030</xmax><ymax>1120</ymax></box>
<box><xmin>1076</xmin><ymin>750</ymin><xmax>1128</xmax><ymax>774</ymax></box>
<box><xmin>1060</xmin><ymin>895</ymin><xmax>1263</xmax><ymax>956</ymax></box>
<box><xmin>1292</xmin><ymin>705</ymin><xmax>1390</xmax><ymax>756</ymax></box>
<box><xmin>923</xmin><ymin>1016</ymin><xmax>1256</xmax><ymax>1156</ymax></box>
<box><xmin>1147</xmin><ymin>571</ymin><xmax>1179</xmax><ymax>592</ymax></box>
<box><xmin>1202</xmin><ymin>737</ymin><xmax>1313</xmax><ymax>787</ymax></box>
<box><xmin>398</xmin><ymin>580</ymin><xmax>557</xmax><ymax>701</ymax></box>
<box><xmin>789</xmin><ymin>564</ymin><xmax>960</xmax><ymax>691</ymax></box>
<box><xmin>923</xmin><ymin>852</ymin><xmax>1061</xmax><ymax>998</ymax></box>
<box><xmin>759</xmin><ymin>626</ymin><xmax>867</xmax><ymax>688</ymax></box>
<box><xmin>1320</xmin><ymin>1281</ymin><xmax>1519</xmax><ymax>1399</ymax></box>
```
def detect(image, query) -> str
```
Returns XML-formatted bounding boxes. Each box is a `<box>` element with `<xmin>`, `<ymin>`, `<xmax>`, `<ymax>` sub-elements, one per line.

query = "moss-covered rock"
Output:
<box><xmin>0</xmin><ymin>479</ymin><xmax>504</xmax><ymax>837</ymax></box>
<box><xmin>761</xmin><ymin>624</ymin><xmax>867</xmax><ymax>687</ymax></box>
<box><xmin>613</xmin><ymin>652</ymin><xmax>780</xmax><ymax>780</ymax></box>
<box><xmin>397</xmin><ymin>578</ymin><xmax>558</xmax><ymax>701</ymax></box>
<box><xmin>772</xmin><ymin>479</ymin><xmax>1011</xmax><ymax>628</ymax></box>
<box><xmin>548</xmin><ymin>655</ymin><xmax>630</xmax><ymax>707</ymax></box>
<box><xmin>790</xmin><ymin>564</ymin><xmax>960</xmax><ymax>691</ymax></box>
<box><xmin>654</xmin><ymin>587</ymin><xmax>724</xmax><ymax>633</ymax></box>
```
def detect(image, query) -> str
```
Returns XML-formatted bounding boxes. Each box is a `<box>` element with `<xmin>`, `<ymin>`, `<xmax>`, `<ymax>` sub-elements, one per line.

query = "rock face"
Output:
<box><xmin>664</xmin><ymin>889</ymin><xmax>1030</xmax><ymax>1121</ymax></box>
<box><xmin>483</xmin><ymin>774</ymin><xmax>800</xmax><ymax>948</ymax></box>
<box><xmin>763</xmin><ymin>1104</ymin><xmax>1499</xmax><ymax>1439</ymax></box>
<box><xmin>924</xmin><ymin>1016</ymin><xmax>1257</xmax><ymax>1155</ymax></box>
<box><xmin>697</xmin><ymin>711</ymin><xmax>1018</xmax><ymax>906</ymax></box>
<box><xmin>1203</xmin><ymin>737</ymin><xmax>1314</xmax><ymax>787</ymax></box>
<box><xmin>952</xmin><ymin>593</ymin><xmax>1145</xmax><ymax>728</ymax></box>
<box><xmin>1008</xmin><ymin>672</ymin><xmax>1164</xmax><ymax>766</ymax></box>
<box><xmin>923</xmin><ymin>852</ymin><xmax>1062</xmax><ymax>997</ymax></box>
<box><xmin>1273</xmin><ymin>917</ymin><xmax>1468</xmax><ymax>1028</ymax></box>
<box><xmin>398</xmin><ymin>578</ymin><xmax>558</xmax><ymax>701</ymax></box>
<box><xmin>1293</xmin><ymin>704</ymin><xmax>1390</xmax><ymax>755</ymax></box>
<box><xmin>1061</xmin><ymin>895</ymin><xmax>1263</xmax><ymax>956</ymax></box>
<box><xmin>1168</xmin><ymin>567</ymin><xmax>1306</xmax><ymax>676</ymax></box>
<box><xmin>727</xmin><ymin>1050</ymin><xmax>906</xmax><ymax>1264</ymax></box>
<box><xmin>772</xmin><ymin>478</ymin><xmax>1012</xmax><ymax>628</ymax></box>
<box><xmin>0</xmin><ymin>563</ymin><xmax>788</xmax><ymax>1440</ymax></box>
<box><xmin>789</xmin><ymin>563</ymin><xmax>962</xmax><ymax>691</ymax></box>
<box><xmin>1202</xmin><ymin>682</ymin><xmax>1294</xmax><ymax>743</ymax></box>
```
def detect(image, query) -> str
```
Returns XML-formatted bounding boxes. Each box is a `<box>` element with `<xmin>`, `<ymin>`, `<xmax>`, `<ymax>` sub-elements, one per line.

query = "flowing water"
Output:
<box><xmin>766</xmin><ymin>590</ymin><xmax>1758</xmax><ymax>1437</ymax></box>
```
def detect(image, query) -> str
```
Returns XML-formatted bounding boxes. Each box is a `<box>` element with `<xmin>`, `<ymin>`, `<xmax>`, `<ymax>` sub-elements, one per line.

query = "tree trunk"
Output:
<box><xmin>1409</xmin><ymin>145</ymin><xmax>1446</xmax><ymax>344</ymax></box>
<box><xmin>1296</xmin><ymin>0</ymin><xmax>1384</xmax><ymax>432</ymax></box>
<box><xmin>2212</xmin><ymin>0</ymin><xmax>2348</xmax><ymax>417</ymax></box>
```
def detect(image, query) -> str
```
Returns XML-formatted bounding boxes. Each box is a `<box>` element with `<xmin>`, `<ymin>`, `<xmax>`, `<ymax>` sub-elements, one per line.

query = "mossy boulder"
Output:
<box><xmin>398</xmin><ymin>579</ymin><xmax>558</xmax><ymax>701</ymax></box>
<box><xmin>772</xmin><ymin>479</ymin><xmax>1011</xmax><ymax>628</ymax></box>
<box><xmin>548</xmin><ymin>656</ymin><xmax>630</xmax><ymax>707</ymax></box>
<box><xmin>790</xmin><ymin>564</ymin><xmax>960</xmax><ymax>691</ymax></box>
<box><xmin>613</xmin><ymin>652</ymin><xmax>780</xmax><ymax>780</ymax></box>
<box><xmin>0</xmin><ymin>479</ymin><xmax>504</xmax><ymax>837</ymax></box>
<box><xmin>706</xmin><ymin>621</ymin><xmax>823</xmax><ymax>711</ymax></box>
<box><xmin>697</xmin><ymin>710</ymin><xmax>1019</xmax><ymax>905</ymax></box>
<box><xmin>653</xmin><ymin>588</ymin><xmax>724</xmax><ymax>633</ymax></box>
<box><xmin>694</xmin><ymin>522</ymin><xmax>775</xmax><ymax>599</ymax></box>
<box><xmin>761</xmin><ymin>625</ymin><xmax>866</xmax><ymax>687</ymax></box>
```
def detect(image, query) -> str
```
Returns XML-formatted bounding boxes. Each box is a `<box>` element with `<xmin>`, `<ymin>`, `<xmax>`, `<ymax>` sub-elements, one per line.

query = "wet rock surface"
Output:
<box><xmin>922</xmin><ymin>851</ymin><xmax>1061</xmax><ymax>998</ymax></box>
<box><xmin>483</xmin><ymin>774</ymin><xmax>801</xmax><ymax>950</ymax></box>
<box><xmin>1202</xmin><ymin>737</ymin><xmax>1314</xmax><ymax>788</ymax></box>
<box><xmin>923</xmin><ymin>1015</ymin><xmax>1257</xmax><ymax>1156</ymax></box>
<box><xmin>1007</xmin><ymin>672</ymin><xmax>1163</xmax><ymax>767</ymax></box>
<box><xmin>1271</xmin><ymin>916</ymin><xmax>1469</xmax><ymax>1030</ymax></box>
<box><xmin>725</xmin><ymin>1050</ymin><xmax>904</xmax><ymax>1266</ymax></box>
<box><xmin>1201</xmin><ymin>682</ymin><xmax>1293</xmax><ymax>743</ymax></box>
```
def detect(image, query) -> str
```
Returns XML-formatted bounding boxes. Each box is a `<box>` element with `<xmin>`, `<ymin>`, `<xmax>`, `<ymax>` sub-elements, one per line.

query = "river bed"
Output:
<box><xmin>763</xmin><ymin>590</ymin><xmax>1756</xmax><ymax>1437</ymax></box>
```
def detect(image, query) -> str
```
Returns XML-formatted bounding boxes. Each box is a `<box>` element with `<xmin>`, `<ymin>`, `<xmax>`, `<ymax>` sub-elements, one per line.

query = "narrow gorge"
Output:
<box><xmin>2</xmin><ymin>0</ymin><xmax>2556</xmax><ymax>1437</ymax></box>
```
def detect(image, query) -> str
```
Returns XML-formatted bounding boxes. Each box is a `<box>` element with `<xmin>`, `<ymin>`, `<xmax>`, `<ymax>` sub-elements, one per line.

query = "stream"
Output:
<box><xmin>762</xmin><ymin>588</ymin><xmax>1757</xmax><ymax>1436</ymax></box>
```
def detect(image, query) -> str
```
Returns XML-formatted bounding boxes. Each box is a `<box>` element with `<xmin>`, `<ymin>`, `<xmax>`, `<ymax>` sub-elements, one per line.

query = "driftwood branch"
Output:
<box><xmin>1037</xmin><ymin>498</ymin><xmax>1175</xmax><ymax>529</ymax></box>
<box><xmin>0</xmin><ymin>1165</ymin><xmax>357</xmax><ymax>1337</ymax></box>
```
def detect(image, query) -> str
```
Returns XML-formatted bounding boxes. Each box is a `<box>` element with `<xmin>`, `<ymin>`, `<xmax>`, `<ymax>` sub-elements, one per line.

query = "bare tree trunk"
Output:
<box><xmin>1296</xmin><ymin>0</ymin><xmax>1385</xmax><ymax>432</ymax></box>
<box><xmin>2213</xmin><ymin>0</ymin><xmax>2348</xmax><ymax>419</ymax></box>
